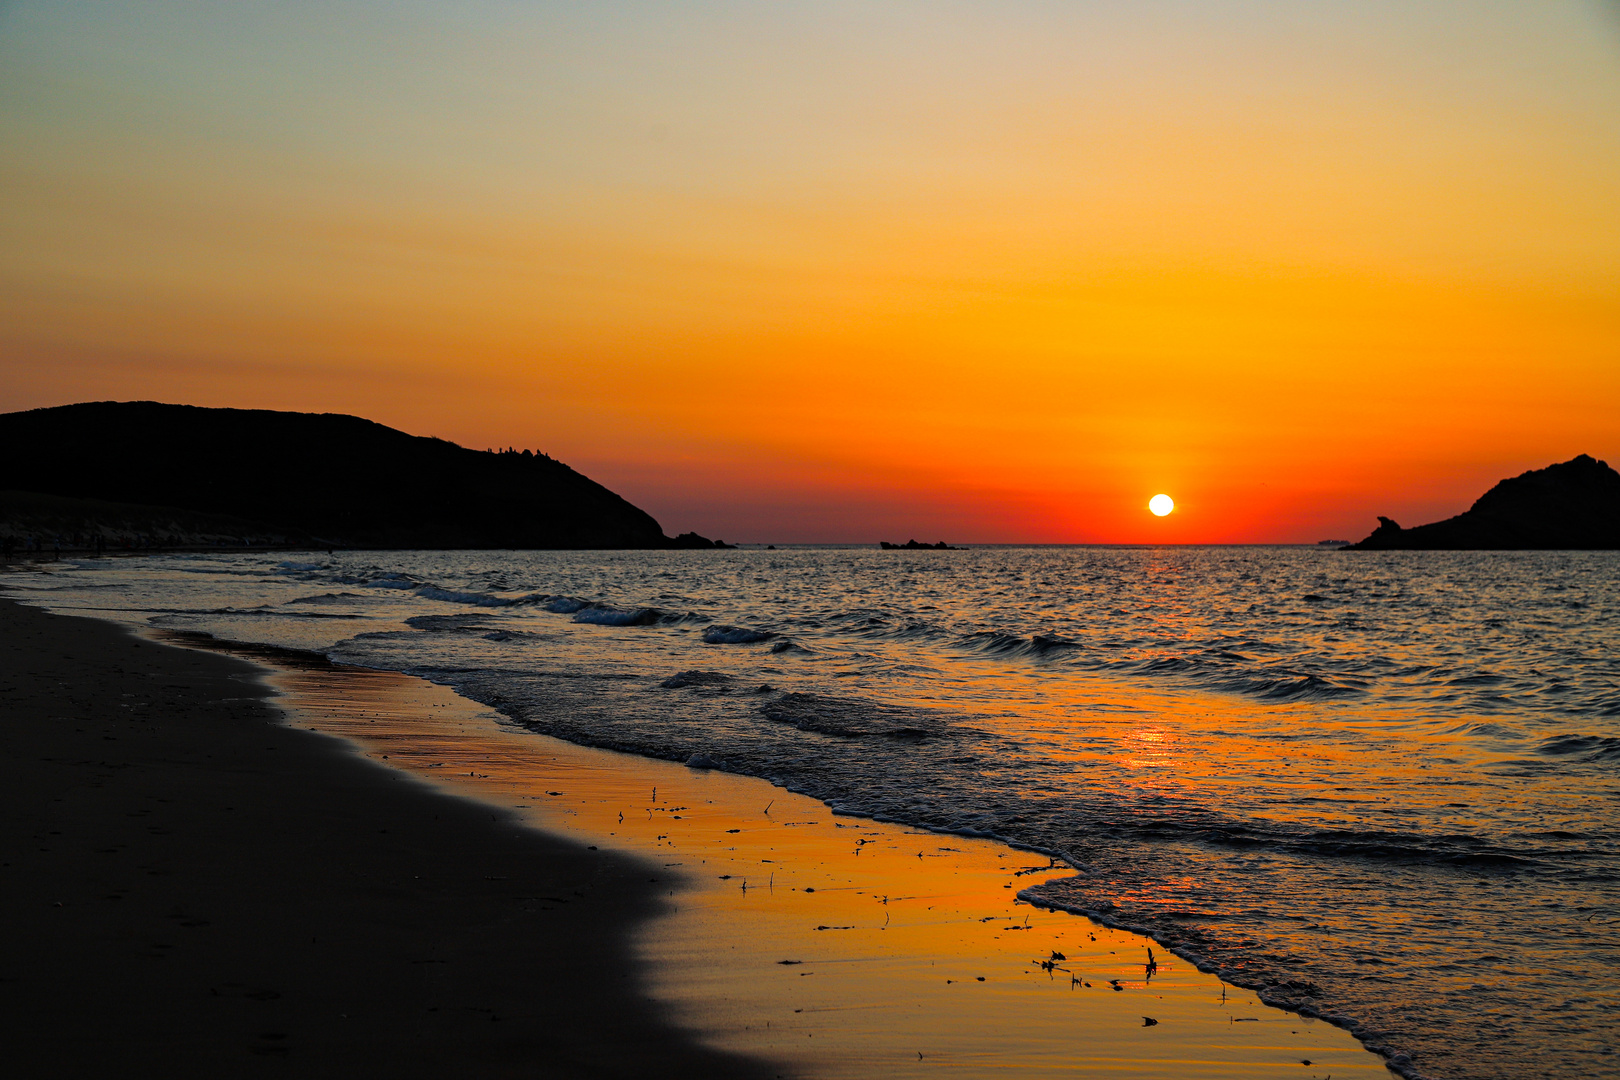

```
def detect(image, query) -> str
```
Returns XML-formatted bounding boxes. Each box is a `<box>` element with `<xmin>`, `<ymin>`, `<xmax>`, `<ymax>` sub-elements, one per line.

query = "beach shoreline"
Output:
<box><xmin>17</xmin><ymin>597</ymin><xmax>1390</xmax><ymax>1077</ymax></box>
<box><xmin>0</xmin><ymin>593</ymin><xmax>781</xmax><ymax>1078</ymax></box>
<box><xmin>2</xmin><ymin>573</ymin><xmax>1398</xmax><ymax>1077</ymax></box>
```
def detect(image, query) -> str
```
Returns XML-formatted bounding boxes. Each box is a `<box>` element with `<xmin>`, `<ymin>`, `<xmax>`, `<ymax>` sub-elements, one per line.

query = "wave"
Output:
<box><xmin>404</xmin><ymin>614</ymin><xmax>495</xmax><ymax>631</ymax></box>
<box><xmin>953</xmin><ymin>630</ymin><xmax>1365</xmax><ymax>701</ymax></box>
<box><xmin>702</xmin><ymin>624</ymin><xmax>775</xmax><ymax>645</ymax></box>
<box><xmin>959</xmin><ymin>631</ymin><xmax>1026</xmax><ymax>655</ymax></box>
<box><xmin>1533</xmin><ymin>733</ymin><xmax>1620</xmax><ymax>762</ymax></box>
<box><xmin>661</xmin><ymin>670</ymin><xmax>733</xmax><ymax>689</ymax></box>
<box><xmin>481</xmin><ymin>629</ymin><xmax>543</xmax><ymax>642</ymax></box>
<box><xmin>958</xmin><ymin>631</ymin><xmax>1080</xmax><ymax>657</ymax></box>
<box><xmin>1226</xmin><ymin>672</ymin><xmax>1365</xmax><ymax>701</ymax></box>
<box><xmin>572</xmin><ymin>605</ymin><xmax>661</xmax><ymax>626</ymax></box>
<box><xmin>414</xmin><ymin>585</ymin><xmax>527</xmax><ymax>607</ymax></box>
<box><xmin>362</xmin><ymin>573</ymin><xmax>419</xmax><ymax>590</ymax></box>
<box><xmin>759</xmin><ymin>691</ymin><xmax>947</xmax><ymax>740</ymax></box>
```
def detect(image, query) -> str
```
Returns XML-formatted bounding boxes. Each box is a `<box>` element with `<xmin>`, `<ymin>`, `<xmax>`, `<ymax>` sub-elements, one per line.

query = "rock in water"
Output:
<box><xmin>879</xmin><ymin>539</ymin><xmax>958</xmax><ymax>550</ymax></box>
<box><xmin>1348</xmin><ymin>455</ymin><xmax>1620</xmax><ymax>550</ymax></box>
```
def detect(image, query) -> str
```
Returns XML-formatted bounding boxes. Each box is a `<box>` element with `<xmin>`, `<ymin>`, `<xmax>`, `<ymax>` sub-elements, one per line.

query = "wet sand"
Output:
<box><xmin>162</xmin><ymin>629</ymin><xmax>1392</xmax><ymax>1078</ymax></box>
<box><xmin>0</xmin><ymin>595</ymin><xmax>776</xmax><ymax>1079</ymax></box>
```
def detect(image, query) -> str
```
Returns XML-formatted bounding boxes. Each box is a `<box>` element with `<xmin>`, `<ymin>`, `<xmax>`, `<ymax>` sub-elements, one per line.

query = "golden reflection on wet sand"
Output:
<box><xmin>243</xmin><ymin>650</ymin><xmax>1387</xmax><ymax>1078</ymax></box>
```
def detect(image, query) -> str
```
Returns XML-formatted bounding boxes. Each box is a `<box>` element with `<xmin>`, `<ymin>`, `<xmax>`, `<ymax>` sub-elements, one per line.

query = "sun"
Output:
<box><xmin>1149</xmin><ymin>493</ymin><xmax>1174</xmax><ymax>517</ymax></box>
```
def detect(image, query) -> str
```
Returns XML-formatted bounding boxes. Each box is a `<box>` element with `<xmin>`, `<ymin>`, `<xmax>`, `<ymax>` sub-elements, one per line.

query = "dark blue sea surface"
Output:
<box><xmin>20</xmin><ymin>546</ymin><xmax>1619</xmax><ymax>1079</ymax></box>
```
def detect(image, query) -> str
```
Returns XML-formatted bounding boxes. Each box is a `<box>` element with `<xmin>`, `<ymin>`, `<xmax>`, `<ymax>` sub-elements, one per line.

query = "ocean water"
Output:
<box><xmin>17</xmin><ymin>546</ymin><xmax>1618</xmax><ymax>1079</ymax></box>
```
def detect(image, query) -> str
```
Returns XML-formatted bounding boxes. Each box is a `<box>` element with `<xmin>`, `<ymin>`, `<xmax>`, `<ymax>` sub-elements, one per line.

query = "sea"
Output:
<box><xmin>14</xmin><ymin>545</ymin><xmax>1618</xmax><ymax>1079</ymax></box>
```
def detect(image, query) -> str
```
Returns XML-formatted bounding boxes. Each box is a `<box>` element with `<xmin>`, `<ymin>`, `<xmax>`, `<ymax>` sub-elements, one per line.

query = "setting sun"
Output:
<box><xmin>1149</xmin><ymin>494</ymin><xmax>1175</xmax><ymax>517</ymax></box>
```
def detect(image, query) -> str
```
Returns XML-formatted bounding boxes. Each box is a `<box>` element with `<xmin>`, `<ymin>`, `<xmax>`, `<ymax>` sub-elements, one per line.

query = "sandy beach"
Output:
<box><xmin>0</xmin><ymin>593</ymin><xmax>776</xmax><ymax>1078</ymax></box>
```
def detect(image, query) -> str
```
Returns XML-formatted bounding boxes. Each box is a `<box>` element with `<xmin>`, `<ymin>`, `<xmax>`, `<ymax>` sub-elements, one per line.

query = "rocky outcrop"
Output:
<box><xmin>668</xmin><ymin>531</ymin><xmax>734</xmax><ymax>549</ymax></box>
<box><xmin>879</xmin><ymin>539</ymin><xmax>958</xmax><ymax>550</ymax></box>
<box><xmin>1348</xmin><ymin>455</ymin><xmax>1620</xmax><ymax>550</ymax></box>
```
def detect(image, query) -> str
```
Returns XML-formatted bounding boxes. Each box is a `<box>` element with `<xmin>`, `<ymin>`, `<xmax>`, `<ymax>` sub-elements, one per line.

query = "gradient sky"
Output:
<box><xmin>3</xmin><ymin>1</ymin><xmax>1617</xmax><ymax>542</ymax></box>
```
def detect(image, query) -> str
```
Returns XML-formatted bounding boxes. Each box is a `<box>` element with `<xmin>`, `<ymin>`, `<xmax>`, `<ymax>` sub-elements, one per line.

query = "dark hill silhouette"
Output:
<box><xmin>0</xmin><ymin>401</ymin><xmax>724</xmax><ymax>550</ymax></box>
<box><xmin>1348</xmin><ymin>455</ymin><xmax>1620</xmax><ymax>550</ymax></box>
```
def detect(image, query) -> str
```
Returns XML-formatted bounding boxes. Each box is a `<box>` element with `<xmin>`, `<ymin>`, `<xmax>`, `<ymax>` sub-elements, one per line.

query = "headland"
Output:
<box><xmin>0</xmin><ymin>401</ymin><xmax>728</xmax><ymax>550</ymax></box>
<box><xmin>1348</xmin><ymin>454</ymin><xmax>1620</xmax><ymax>549</ymax></box>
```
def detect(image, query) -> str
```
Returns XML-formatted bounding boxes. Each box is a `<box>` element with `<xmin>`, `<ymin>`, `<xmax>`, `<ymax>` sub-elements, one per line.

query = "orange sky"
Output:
<box><xmin>3</xmin><ymin>2</ymin><xmax>1617</xmax><ymax>542</ymax></box>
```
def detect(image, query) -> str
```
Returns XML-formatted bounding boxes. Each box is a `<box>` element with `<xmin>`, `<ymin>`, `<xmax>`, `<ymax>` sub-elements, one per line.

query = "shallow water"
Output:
<box><xmin>16</xmin><ymin>546</ymin><xmax>1620</xmax><ymax>1079</ymax></box>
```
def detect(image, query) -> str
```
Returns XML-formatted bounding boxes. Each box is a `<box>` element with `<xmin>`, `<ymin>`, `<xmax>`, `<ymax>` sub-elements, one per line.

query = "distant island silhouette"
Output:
<box><xmin>1348</xmin><ymin>454</ymin><xmax>1620</xmax><ymax>550</ymax></box>
<box><xmin>880</xmin><ymin>539</ymin><xmax>958</xmax><ymax>550</ymax></box>
<box><xmin>0</xmin><ymin>402</ymin><xmax>730</xmax><ymax>550</ymax></box>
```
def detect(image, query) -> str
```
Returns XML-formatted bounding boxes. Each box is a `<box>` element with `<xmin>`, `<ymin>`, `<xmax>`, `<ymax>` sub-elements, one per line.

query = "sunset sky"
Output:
<box><xmin>3</xmin><ymin>1</ymin><xmax>1617</xmax><ymax>543</ymax></box>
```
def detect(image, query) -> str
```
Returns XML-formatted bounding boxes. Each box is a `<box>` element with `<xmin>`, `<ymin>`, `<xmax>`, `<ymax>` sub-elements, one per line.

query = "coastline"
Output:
<box><xmin>0</xmin><ymin>594</ymin><xmax>779</xmax><ymax>1078</ymax></box>
<box><xmin>2</xmin><ymin>581</ymin><xmax>1393</xmax><ymax>1077</ymax></box>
